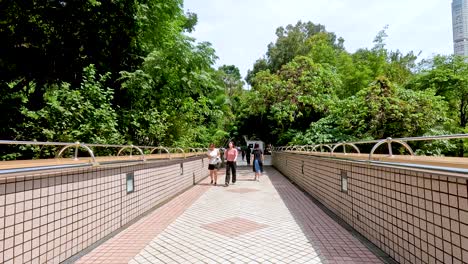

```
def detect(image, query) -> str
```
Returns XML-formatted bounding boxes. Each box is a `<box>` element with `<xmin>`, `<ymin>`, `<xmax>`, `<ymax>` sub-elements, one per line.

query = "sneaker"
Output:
<box><xmin>225</xmin><ymin>183</ymin><xmax>229</xmax><ymax>187</ymax></box>
<box><xmin>214</xmin><ymin>182</ymin><xmax>217</xmax><ymax>186</ymax></box>
<box><xmin>210</xmin><ymin>180</ymin><xmax>213</xmax><ymax>184</ymax></box>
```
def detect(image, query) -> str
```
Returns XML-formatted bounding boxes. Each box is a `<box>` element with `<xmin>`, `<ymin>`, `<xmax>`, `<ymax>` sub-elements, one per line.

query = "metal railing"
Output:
<box><xmin>274</xmin><ymin>134</ymin><xmax>468</xmax><ymax>159</ymax></box>
<box><xmin>0</xmin><ymin>140</ymin><xmax>208</xmax><ymax>166</ymax></box>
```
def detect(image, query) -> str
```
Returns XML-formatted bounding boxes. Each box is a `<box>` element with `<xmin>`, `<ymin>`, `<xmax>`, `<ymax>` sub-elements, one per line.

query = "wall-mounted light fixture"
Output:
<box><xmin>340</xmin><ymin>170</ymin><xmax>348</xmax><ymax>193</ymax></box>
<box><xmin>126</xmin><ymin>172</ymin><xmax>134</xmax><ymax>194</ymax></box>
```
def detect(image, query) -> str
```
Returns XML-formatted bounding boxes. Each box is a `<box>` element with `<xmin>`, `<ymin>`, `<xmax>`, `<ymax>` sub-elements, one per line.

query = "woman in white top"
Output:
<box><xmin>207</xmin><ymin>143</ymin><xmax>220</xmax><ymax>185</ymax></box>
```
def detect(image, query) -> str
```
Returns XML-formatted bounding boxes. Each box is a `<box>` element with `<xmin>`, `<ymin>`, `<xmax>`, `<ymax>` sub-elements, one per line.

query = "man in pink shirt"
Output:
<box><xmin>224</xmin><ymin>141</ymin><xmax>238</xmax><ymax>186</ymax></box>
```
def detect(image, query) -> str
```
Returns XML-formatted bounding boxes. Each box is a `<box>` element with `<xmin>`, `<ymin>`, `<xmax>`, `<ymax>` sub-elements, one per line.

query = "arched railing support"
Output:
<box><xmin>332</xmin><ymin>143</ymin><xmax>361</xmax><ymax>155</ymax></box>
<box><xmin>56</xmin><ymin>142</ymin><xmax>98</xmax><ymax>165</ymax></box>
<box><xmin>369</xmin><ymin>137</ymin><xmax>414</xmax><ymax>159</ymax></box>
<box><xmin>314</xmin><ymin>144</ymin><xmax>332</xmax><ymax>153</ymax></box>
<box><xmin>171</xmin><ymin>147</ymin><xmax>186</xmax><ymax>158</ymax></box>
<box><xmin>311</xmin><ymin>145</ymin><xmax>319</xmax><ymax>152</ymax></box>
<box><xmin>150</xmin><ymin>146</ymin><xmax>171</xmax><ymax>159</ymax></box>
<box><xmin>196</xmin><ymin>148</ymin><xmax>204</xmax><ymax>153</ymax></box>
<box><xmin>189</xmin><ymin>148</ymin><xmax>197</xmax><ymax>156</ymax></box>
<box><xmin>117</xmin><ymin>145</ymin><xmax>146</xmax><ymax>161</ymax></box>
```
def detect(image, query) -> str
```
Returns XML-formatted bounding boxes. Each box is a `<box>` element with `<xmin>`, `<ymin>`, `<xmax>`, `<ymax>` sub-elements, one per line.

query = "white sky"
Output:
<box><xmin>184</xmin><ymin>0</ymin><xmax>454</xmax><ymax>78</ymax></box>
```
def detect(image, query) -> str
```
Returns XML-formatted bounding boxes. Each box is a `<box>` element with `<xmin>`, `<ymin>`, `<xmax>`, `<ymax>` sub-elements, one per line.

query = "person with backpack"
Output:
<box><xmin>251</xmin><ymin>143</ymin><xmax>264</xmax><ymax>181</ymax></box>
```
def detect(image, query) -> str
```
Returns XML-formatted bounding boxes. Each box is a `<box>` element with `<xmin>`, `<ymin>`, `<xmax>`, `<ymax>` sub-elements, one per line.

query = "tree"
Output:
<box><xmin>335</xmin><ymin>26</ymin><xmax>417</xmax><ymax>97</ymax></box>
<box><xmin>333</xmin><ymin>77</ymin><xmax>448</xmax><ymax>140</ymax></box>
<box><xmin>246</xmin><ymin>21</ymin><xmax>343</xmax><ymax>84</ymax></box>
<box><xmin>0</xmin><ymin>0</ymin><xmax>198</xmax><ymax>147</ymax></box>
<box><xmin>8</xmin><ymin>65</ymin><xmax>122</xmax><ymax>159</ymax></box>
<box><xmin>21</xmin><ymin>65</ymin><xmax>121</xmax><ymax>143</ymax></box>
<box><xmin>244</xmin><ymin>56</ymin><xmax>341</xmax><ymax>144</ymax></box>
<box><xmin>0</xmin><ymin>0</ymin><xmax>143</xmax><ymax>85</ymax></box>
<box><xmin>217</xmin><ymin>65</ymin><xmax>244</xmax><ymax>97</ymax></box>
<box><xmin>290</xmin><ymin>77</ymin><xmax>449</xmax><ymax>152</ymax></box>
<box><xmin>119</xmin><ymin>34</ymin><xmax>221</xmax><ymax>146</ymax></box>
<box><xmin>408</xmin><ymin>55</ymin><xmax>468</xmax><ymax>155</ymax></box>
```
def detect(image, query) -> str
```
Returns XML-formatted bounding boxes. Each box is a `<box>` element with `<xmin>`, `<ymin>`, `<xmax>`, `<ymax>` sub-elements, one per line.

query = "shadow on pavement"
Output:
<box><xmin>267</xmin><ymin>167</ymin><xmax>396</xmax><ymax>264</ymax></box>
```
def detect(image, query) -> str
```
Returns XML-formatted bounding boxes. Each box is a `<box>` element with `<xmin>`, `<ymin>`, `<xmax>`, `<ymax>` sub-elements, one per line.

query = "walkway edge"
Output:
<box><xmin>64</xmin><ymin>175</ymin><xmax>210</xmax><ymax>264</ymax></box>
<box><xmin>275</xmin><ymin>167</ymin><xmax>398</xmax><ymax>264</ymax></box>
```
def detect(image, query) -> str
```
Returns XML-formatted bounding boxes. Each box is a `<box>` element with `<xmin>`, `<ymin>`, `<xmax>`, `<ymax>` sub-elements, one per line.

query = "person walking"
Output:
<box><xmin>245</xmin><ymin>145</ymin><xmax>251</xmax><ymax>165</ymax></box>
<box><xmin>241</xmin><ymin>148</ymin><xmax>245</xmax><ymax>161</ymax></box>
<box><xmin>252</xmin><ymin>143</ymin><xmax>264</xmax><ymax>181</ymax></box>
<box><xmin>224</xmin><ymin>141</ymin><xmax>238</xmax><ymax>187</ymax></box>
<box><xmin>207</xmin><ymin>143</ymin><xmax>220</xmax><ymax>185</ymax></box>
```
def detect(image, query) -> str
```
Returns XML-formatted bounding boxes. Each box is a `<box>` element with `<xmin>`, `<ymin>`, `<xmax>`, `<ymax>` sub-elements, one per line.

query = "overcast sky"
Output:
<box><xmin>183</xmin><ymin>0</ymin><xmax>454</xmax><ymax>78</ymax></box>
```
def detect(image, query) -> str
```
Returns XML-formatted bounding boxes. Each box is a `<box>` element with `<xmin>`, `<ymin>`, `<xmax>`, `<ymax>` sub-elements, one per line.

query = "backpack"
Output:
<box><xmin>253</xmin><ymin>149</ymin><xmax>262</xmax><ymax>160</ymax></box>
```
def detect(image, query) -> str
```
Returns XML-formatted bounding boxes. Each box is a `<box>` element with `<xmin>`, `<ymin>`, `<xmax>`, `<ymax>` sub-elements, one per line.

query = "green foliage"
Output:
<box><xmin>119</xmin><ymin>31</ymin><xmax>222</xmax><ymax>146</ymax></box>
<box><xmin>20</xmin><ymin>65</ymin><xmax>122</xmax><ymax>145</ymax></box>
<box><xmin>0</xmin><ymin>0</ymin><xmax>142</xmax><ymax>84</ymax></box>
<box><xmin>241</xmin><ymin>22</ymin><xmax>448</xmax><ymax>154</ymax></box>
<box><xmin>243</xmin><ymin>56</ymin><xmax>341</xmax><ymax>143</ymax></box>
<box><xmin>409</xmin><ymin>55</ymin><xmax>468</xmax><ymax>128</ymax></box>
<box><xmin>290</xmin><ymin>77</ymin><xmax>449</xmax><ymax>149</ymax></box>
<box><xmin>413</xmin><ymin>129</ymin><xmax>459</xmax><ymax>156</ymax></box>
<box><xmin>407</xmin><ymin>54</ymin><xmax>468</xmax><ymax>156</ymax></box>
<box><xmin>217</xmin><ymin>65</ymin><xmax>244</xmax><ymax>97</ymax></box>
<box><xmin>334</xmin><ymin>26</ymin><xmax>418</xmax><ymax>98</ymax></box>
<box><xmin>332</xmin><ymin>77</ymin><xmax>448</xmax><ymax>139</ymax></box>
<box><xmin>2</xmin><ymin>8</ymin><xmax>467</xmax><ymax>160</ymax></box>
<box><xmin>1</xmin><ymin>0</ymin><xmax>232</xmax><ymax>158</ymax></box>
<box><xmin>0</xmin><ymin>80</ymin><xmax>37</xmax><ymax>159</ymax></box>
<box><xmin>290</xmin><ymin>117</ymin><xmax>355</xmax><ymax>145</ymax></box>
<box><xmin>246</xmin><ymin>21</ymin><xmax>343</xmax><ymax>84</ymax></box>
<box><xmin>0</xmin><ymin>65</ymin><xmax>123</xmax><ymax>159</ymax></box>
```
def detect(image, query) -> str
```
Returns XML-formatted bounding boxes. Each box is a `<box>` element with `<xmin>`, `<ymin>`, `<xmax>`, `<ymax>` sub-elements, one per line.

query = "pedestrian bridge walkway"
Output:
<box><xmin>1</xmin><ymin>137</ymin><xmax>468</xmax><ymax>264</ymax></box>
<box><xmin>74</xmin><ymin>166</ymin><xmax>386</xmax><ymax>264</ymax></box>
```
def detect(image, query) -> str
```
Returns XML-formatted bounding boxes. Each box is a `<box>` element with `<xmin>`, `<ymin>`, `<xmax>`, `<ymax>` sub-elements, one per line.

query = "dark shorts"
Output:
<box><xmin>208</xmin><ymin>164</ymin><xmax>219</xmax><ymax>170</ymax></box>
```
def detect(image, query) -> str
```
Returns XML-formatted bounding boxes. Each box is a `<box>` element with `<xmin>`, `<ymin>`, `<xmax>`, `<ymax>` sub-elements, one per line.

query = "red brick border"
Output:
<box><xmin>75</xmin><ymin>179</ymin><xmax>212</xmax><ymax>264</ymax></box>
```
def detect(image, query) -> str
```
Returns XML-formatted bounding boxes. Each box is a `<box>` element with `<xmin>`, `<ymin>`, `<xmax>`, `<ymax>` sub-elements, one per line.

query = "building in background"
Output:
<box><xmin>452</xmin><ymin>0</ymin><xmax>468</xmax><ymax>56</ymax></box>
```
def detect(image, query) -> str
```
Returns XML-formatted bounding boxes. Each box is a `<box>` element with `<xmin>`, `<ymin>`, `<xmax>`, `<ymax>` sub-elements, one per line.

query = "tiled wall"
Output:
<box><xmin>273</xmin><ymin>152</ymin><xmax>468</xmax><ymax>264</ymax></box>
<box><xmin>0</xmin><ymin>157</ymin><xmax>208</xmax><ymax>264</ymax></box>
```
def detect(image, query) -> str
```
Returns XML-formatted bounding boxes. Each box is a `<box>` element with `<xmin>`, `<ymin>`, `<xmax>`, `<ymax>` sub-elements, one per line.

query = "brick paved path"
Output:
<box><xmin>76</xmin><ymin>165</ymin><xmax>384</xmax><ymax>264</ymax></box>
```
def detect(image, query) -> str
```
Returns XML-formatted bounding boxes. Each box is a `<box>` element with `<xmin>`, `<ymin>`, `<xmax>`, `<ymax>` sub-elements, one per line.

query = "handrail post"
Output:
<box><xmin>80</xmin><ymin>143</ymin><xmax>98</xmax><ymax>165</ymax></box>
<box><xmin>386</xmin><ymin>137</ymin><xmax>393</xmax><ymax>157</ymax></box>
<box><xmin>74</xmin><ymin>142</ymin><xmax>79</xmax><ymax>160</ymax></box>
<box><xmin>56</xmin><ymin>143</ymin><xmax>80</xmax><ymax>160</ymax></box>
<box><xmin>174</xmin><ymin>147</ymin><xmax>185</xmax><ymax>158</ymax></box>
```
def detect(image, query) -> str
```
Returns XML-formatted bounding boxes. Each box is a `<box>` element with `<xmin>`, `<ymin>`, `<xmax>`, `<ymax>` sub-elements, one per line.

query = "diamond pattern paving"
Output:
<box><xmin>201</xmin><ymin>217</ymin><xmax>268</xmax><ymax>238</ymax></box>
<box><xmin>129</xmin><ymin>166</ymin><xmax>384</xmax><ymax>264</ymax></box>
